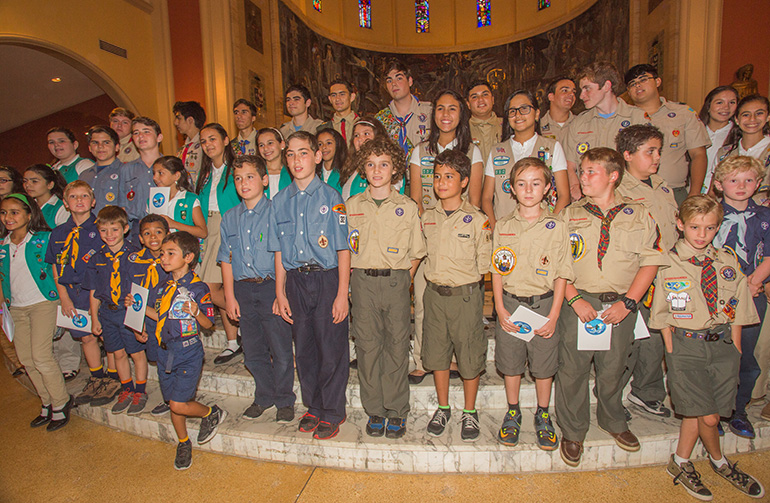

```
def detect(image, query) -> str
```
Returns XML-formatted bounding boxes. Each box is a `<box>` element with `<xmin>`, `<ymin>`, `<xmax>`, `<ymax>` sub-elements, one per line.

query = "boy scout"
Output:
<box><xmin>231</xmin><ymin>99</ymin><xmax>259</xmax><ymax>156</ymax></box>
<box><xmin>219</xmin><ymin>155</ymin><xmax>295</xmax><ymax>422</ymax></box>
<box><xmin>320</xmin><ymin>79</ymin><xmax>358</xmax><ymax>142</ymax></box>
<box><xmin>86</xmin><ymin>125</ymin><xmax>123</xmax><ymax>212</ymax></box>
<box><xmin>492</xmin><ymin>158</ymin><xmax>573</xmax><ymax>451</ymax></box>
<box><xmin>556</xmin><ymin>147</ymin><xmax>665</xmax><ymax>467</ymax></box>
<box><xmin>121</xmin><ymin>117</ymin><xmax>162</xmax><ymax>243</ymax></box>
<box><xmin>109</xmin><ymin>107</ymin><xmax>140</xmax><ymax>163</ymax></box>
<box><xmin>625</xmin><ymin>64</ymin><xmax>710</xmax><ymax>205</ymax></box>
<box><xmin>347</xmin><ymin>137</ymin><xmax>425</xmax><ymax>439</ymax></box>
<box><xmin>649</xmin><ymin>195</ymin><xmax>764</xmax><ymax>500</ymax></box>
<box><xmin>422</xmin><ymin>149</ymin><xmax>492</xmax><ymax>442</ymax></box>
<box><xmin>540</xmin><ymin>76</ymin><xmax>576</xmax><ymax>146</ymax></box>
<box><xmin>269</xmin><ymin>131</ymin><xmax>350</xmax><ymax>440</ymax></box>
<box><xmin>467</xmin><ymin>80</ymin><xmax>502</xmax><ymax>164</ymax></box>
<box><xmin>173</xmin><ymin>101</ymin><xmax>206</xmax><ymax>185</ymax></box>
<box><xmin>616</xmin><ymin>124</ymin><xmax>678</xmax><ymax>418</ymax></box>
<box><xmin>563</xmin><ymin>62</ymin><xmax>648</xmax><ymax>200</ymax></box>
<box><xmin>279</xmin><ymin>85</ymin><xmax>324</xmax><ymax>140</ymax></box>
<box><xmin>47</xmin><ymin>127</ymin><xmax>95</xmax><ymax>184</ymax></box>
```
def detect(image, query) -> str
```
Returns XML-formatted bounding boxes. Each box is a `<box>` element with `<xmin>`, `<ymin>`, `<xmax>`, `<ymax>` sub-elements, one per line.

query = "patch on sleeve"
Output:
<box><xmin>332</xmin><ymin>204</ymin><xmax>346</xmax><ymax>215</ymax></box>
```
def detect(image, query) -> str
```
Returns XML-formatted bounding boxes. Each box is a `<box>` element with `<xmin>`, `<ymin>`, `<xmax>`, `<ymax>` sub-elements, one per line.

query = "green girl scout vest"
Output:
<box><xmin>416</xmin><ymin>141</ymin><xmax>475</xmax><ymax>211</ymax></box>
<box><xmin>41</xmin><ymin>198</ymin><xmax>64</xmax><ymax>229</ymax></box>
<box><xmin>200</xmin><ymin>166</ymin><xmax>240</xmax><ymax>222</ymax></box>
<box><xmin>0</xmin><ymin>232</ymin><xmax>59</xmax><ymax>306</ymax></box>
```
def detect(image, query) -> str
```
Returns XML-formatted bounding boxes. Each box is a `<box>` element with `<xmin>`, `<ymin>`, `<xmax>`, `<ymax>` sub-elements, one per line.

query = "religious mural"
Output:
<box><xmin>278</xmin><ymin>0</ymin><xmax>628</xmax><ymax>119</ymax></box>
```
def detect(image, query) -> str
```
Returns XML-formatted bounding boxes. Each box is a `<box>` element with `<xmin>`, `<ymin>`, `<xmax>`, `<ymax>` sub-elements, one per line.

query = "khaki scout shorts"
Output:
<box><xmin>422</xmin><ymin>283</ymin><xmax>486</xmax><ymax>379</ymax></box>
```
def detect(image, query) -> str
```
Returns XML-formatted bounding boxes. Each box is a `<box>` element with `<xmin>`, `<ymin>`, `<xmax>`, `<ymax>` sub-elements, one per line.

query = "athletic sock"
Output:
<box><xmin>537</xmin><ymin>405</ymin><xmax>549</xmax><ymax>415</ymax></box>
<box><xmin>203</xmin><ymin>406</ymin><xmax>213</xmax><ymax>417</ymax></box>
<box><xmin>227</xmin><ymin>339</ymin><xmax>239</xmax><ymax>351</ymax></box>
<box><xmin>107</xmin><ymin>369</ymin><xmax>119</xmax><ymax>381</ymax></box>
<box><xmin>508</xmin><ymin>403</ymin><xmax>520</xmax><ymax>412</ymax></box>
<box><xmin>178</xmin><ymin>436</ymin><xmax>190</xmax><ymax>444</ymax></box>
<box><xmin>674</xmin><ymin>454</ymin><xmax>689</xmax><ymax>466</ymax></box>
<box><xmin>90</xmin><ymin>365</ymin><xmax>105</xmax><ymax>378</ymax></box>
<box><xmin>121</xmin><ymin>378</ymin><xmax>134</xmax><ymax>392</ymax></box>
<box><xmin>135</xmin><ymin>380</ymin><xmax>146</xmax><ymax>394</ymax></box>
<box><xmin>51</xmin><ymin>402</ymin><xmax>67</xmax><ymax>421</ymax></box>
<box><xmin>710</xmin><ymin>454</ymin><xmax>728</xmax><ymax>468</ymax></box>
<box><xmin>438</xmin><ymin>405</ymin><xmax>450</xmax><ymax>410</ymax></box>
<box><xmin>463</xmin><ymin>409</ymin><xmax>476</xmax><ymax>414</ymax></box>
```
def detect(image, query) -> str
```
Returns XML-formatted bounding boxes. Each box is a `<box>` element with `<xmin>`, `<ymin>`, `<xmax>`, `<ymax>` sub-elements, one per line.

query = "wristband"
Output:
<box><xmin>567</xmin><ymin>294</ymin><xmax>583</xmax><ymax>306</ymax></box>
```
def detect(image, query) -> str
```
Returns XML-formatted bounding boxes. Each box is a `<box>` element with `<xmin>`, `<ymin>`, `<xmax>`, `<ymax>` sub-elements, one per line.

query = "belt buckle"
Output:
<box><xmin>254</xmin><ymin>276</ymin><xmax>264</xmax><ymax>284</ymax></box>
<box><xmin>437</xmin><ymin>285</ymin><xmax>452</xmax><ymax>296</ymax></box>
<box><xmin>108</xmin><ymin>304</ymin><xmax>119</xmax><ymax>311</ymax></box>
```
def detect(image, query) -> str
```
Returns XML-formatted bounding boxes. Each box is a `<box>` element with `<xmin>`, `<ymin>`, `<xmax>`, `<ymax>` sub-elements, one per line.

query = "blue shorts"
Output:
<box><xmin>99</xmin><ymin>304</ymin><xmax>146</xmax><ymax>354</ymax></box>
<box><xmin>65</xmin><ymin>284</ymin><xmax>91</xmax><ymax>339</ymax></box>
<box><xmin>156</xmin><ymin>336</ymin><xmax>204</xmax><ymax>403</ymax></box>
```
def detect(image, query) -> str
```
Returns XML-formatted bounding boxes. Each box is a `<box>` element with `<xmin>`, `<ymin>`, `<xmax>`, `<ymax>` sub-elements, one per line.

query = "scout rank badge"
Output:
<box><xmin>493</xmin><ymin>246</ymin><xmax>516</xmax><ymax>275</ymax></box>
<box><xmin>127</xmin><ymin>190</ymin><xmax>135</xmax><ymax>201</ymax></box>
<box><xmin>106</xmin><ymin>192</ymin><xmax>115</xmax><ymax>202</ymax></box>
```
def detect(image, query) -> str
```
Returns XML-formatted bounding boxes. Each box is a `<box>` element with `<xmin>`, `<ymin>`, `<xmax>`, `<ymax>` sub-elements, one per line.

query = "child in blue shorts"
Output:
<box><xmin>146</xmin><ymin>231</ymin><xmax>226</xmax><ymax>470</ymax></box>
<box><xmin>85</xmin><ymin>206</ymin><xmax>147</xmax><ymax>414</ymax></box>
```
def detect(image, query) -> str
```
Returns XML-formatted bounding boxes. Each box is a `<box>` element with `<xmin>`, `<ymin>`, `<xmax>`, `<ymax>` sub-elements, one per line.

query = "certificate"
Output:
<box><xmin>577</xmin><ymin>311</ymin><xmax>612</xmax><ymax>351</ymax></box>
<box><xmin>148</xmin><ymin>187</ymin><xmax>171</xmax><ymax>215</ymax></box>
<box><xmin>124</xmin><ymin>283</ymin><xmax>149</xmax><ymax>332</ymax></box>
<box><xmin>56</xmin><ymin>307</ymin><xmax>92</xmax><ymax>333</ymax></box>
<box><xmin>2</xmin><ymin>308</ymin><xmax>14</xmax><ymax>342</ymax></box>
<box><xmin>505</xmin><ymin>305</ymin><xmax>550</xmax><ymax>342</ymax></box>
<box><xmin>634</xmin><ymin>311</ymin><xmax>651</xmax><ymax>340</ymax></box>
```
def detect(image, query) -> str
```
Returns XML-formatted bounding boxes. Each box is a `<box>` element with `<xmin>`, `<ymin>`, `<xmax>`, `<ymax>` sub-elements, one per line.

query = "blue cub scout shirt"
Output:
<box><xmin>45</xmin><ymin>214</ymin><xmax>103</xmax><ymax>285</ymax></box>
<box><xmin>149</xmin><ymin>271</ymin><xmax>216</xmax><ymax>342</ymax></box>
<box><xmin>218</xmin><ymin>197</ymin><xmax>277</xmax><ymax>281</ymax></box>
<box><xmin>83</xmin><ymin>241</ymin><xmax>139</xmax><ymax>303</ymax></box>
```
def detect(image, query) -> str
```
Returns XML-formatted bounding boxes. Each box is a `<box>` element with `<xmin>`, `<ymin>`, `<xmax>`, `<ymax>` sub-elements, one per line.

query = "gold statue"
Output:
<box><xmin>731</xmin><ymin>64</ymin><xmax>759</xmax><ymax>100</ymax></box>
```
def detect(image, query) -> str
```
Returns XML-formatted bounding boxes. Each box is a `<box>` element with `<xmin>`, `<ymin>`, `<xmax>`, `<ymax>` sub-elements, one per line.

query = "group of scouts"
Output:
<box><xmin>2</xmin><ymin>57</ymin><xmax>770</xmax><ymax>497</ymax></box>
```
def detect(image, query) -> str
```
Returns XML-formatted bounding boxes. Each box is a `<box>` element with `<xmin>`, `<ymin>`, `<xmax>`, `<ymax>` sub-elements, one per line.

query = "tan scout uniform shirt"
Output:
<box><xmin>649</xmin><ymin>240</ymin><xmax>759</xmax><ymax>331</ymax></box>
<box><xmin>540</xmin><ymin>110</ymin><xmax>575</xmax><ymax>147</ymax></box>
<box><xmin>177</xmin><ymin>132</ymin><xmax>203</xmax><ymax>187</ymax></box>
<box><xmin>376</xmin><ymin>97</ymin><xmax>432</xmax><ymax>160</ymax></box>
<box><xmin>469</xmin><ymin>113</ymin><xmax>503</xmax><ymax>164</ymax></box>
<box><xmin>279</xmin><ymin>115</ymin><xmax>324</xmax><ymax>141</ymax></box>
<box><xmin>564</xmin><ymin>98</ymin><xmax>649</xmax><ymax>166</ymax></box>
<box><xmin>493</xmin><ymin>204</ymin><xmax>575</xmax><ymax>297</ymax></box>
<box><xmin>648</xmin><ymin>98</ymin><xmax>711</xmax><ymax>189</ymax></box>
<box><xmin>325</xmin><ymin>111</ymin><xmax>359</xmax><ymax>142</ymax></box>
<box><xmin>347</xmin><ymin>188</ymin><xmax>426</xmax><ymax>270</ymax></box>
<box><xmin>618</xmin><ymin>173</ymin><xmax>679</xmax><ymax>251</ymax></box>
<box><xmin>422</xmin><ymin>199</ymin><xmax>492</xmax><ymax>287</ymax></box>
<box><xmin>230</xmin><ymin>129</ymin><xmax>258</xmax><ymax>157</ymax></box>
<box><xmin>564</xmin><ymin>192</ymin><xmax>666</xmax><ymax>293</ymax></box>
<box><xmin>118</xmin><ymin>136</ymin><xmax>140</xmax><ymax>163</ymax></box>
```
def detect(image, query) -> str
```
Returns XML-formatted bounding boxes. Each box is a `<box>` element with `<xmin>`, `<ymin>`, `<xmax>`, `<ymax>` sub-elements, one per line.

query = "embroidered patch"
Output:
<box><xmin>667</xmin><ymin>112</ymin><xmax>677</xmax><ymax>118</ymax></box>
<box><xmin>570</xmin><ymin>233</ymin><xmax>586</xmax><ymax>262</ymax></box>
<box><xmin>338</xmin><ymin>214</ymin><xmax>347</xmax><ymax>225</ymax></box>
<box><xmin>502</xmin><ymin>180</ymin><xmax>511</xmax><ymax>193</ymax></box>
<box><xmin>493</xmin><ymin>156</ymin><xmax>510</xmax><ymax>166</ymax></box>
<box><xmin>319</xmin><ymin>205</ymin><xmax>329</xmax><ymax>215</ymax></box>
<box><xmin>661</xmin><ymin>186</ymin><xmax>670</xmax><ymax>193</ymax></box>
<box><xmin>482</xmin><ymin>220</ymin><xmax>491</xmax><ymax>231</ymax></box>
<box><xmin>110</xmin><ymin>173</ymin><xmax>118</xmax><ymax>180</ymax></box>
<box><xmin>106</xmin><ymin>192</ymin><xmax>116</xmax><ymax>202</ymax></box>
<box><xmin>663</xmin><ymin>279</ymin><xmax>692</xmax><ymax>292</ymax></box>
<box><xmin>395</xmin><ymin>207</ymin><xmax>404</xmax><ymax>217</ymax></box>
<box><xmin>387</xmin><ymin>247</ymin><xmax>399</xmax><ymax>254</ymax></box>
<box><xmin>89</xmin><ymin>232</ymin><xmax>96</xmax><ymax>238</ymax></box>
<box><xmin>540</xmin><ymin>255</ymin><xmax>550</xmax><ymax>266</ymax></box>
<box><xmin>723</xmin><ymin>296</ymin><xmax>739</xmax><ymax>321</ymax></box>
<box><xmin>48</xmin><ymin>290</ymin><xmax>57</xmax><ymax>299</ymax></box>
<box><xmin>420</xmin><ymin>156</ymin><xmax>435</xmax><ymax>167</ymax></box>
<box><xmin>0</xmin><ymin>250</ymin><xmax>6</xmax><ymax>260</ymax></box>
<box><xmin>666</xmin><ymin>291</ymin><xmax>691</xmax><ymax>311</ymax></box>
<box><xmin>545</xmin><ymin>221</ymin><xmax>556</xmax><ymax>230</ymax></box>
<box><xmin>348</xmin><ymin>229</ymin><xmax>359</xmax><ymax>254</ymax></box>
<box><xmin>670</xmin><ymin>143</ymin><xmax>679</xmax><ymax>148</ymax></box>
<box><xmin>422</xmin><ymin>195</ymin><xmax>431</xmax><ymax>207</ymax></box>
<box><xmin>577</xmin><ymin>142</ymin><xmax>590</xmax><ymax>154</ymax></box>
<box><xmin>463</xmin><ymin>215</ymin><xmax>473</xmax><ymax>223</ymax></box>
<box><xmin>206</xmin><ymin>307</ymin><xmax>215</xmax><ymax>317</ymax></box>
<box><xmin>493</xmin><ymin>246</ymin><xmax>516</xmax><ymax>275</ymax></box>
<box><xmin>513</xmin><ymin>321</ymin><xmax>532</xmax><ymax>334</ymax></box>
<box><xmin>317</xmin><ymin>235</ymin><xmax>329</xmax><ymax>248</ymax></box>
<box><xmin>536</xmin><ymin>268</ymin><xmax>548</xmax><ymax>276</ymax></box>
<box><xmin>127</xmin><ymin>190</ymin><xmax>135</xmax><ymax>201</ymax></box>
<box><xmin>623</xmin><ymin>207</ymin><xmax>634</xmax><ymax>215</ymax></box>
<box><xmin>180</xmin><ymin>319</ymin><xmax>198</xmax><ymax>337</ymax></box>
<box><xmin>763</xmin><ymin>221</ymin><xmax>769</xmax><ymax>230</ymax></box>
<box><xmin>672</xmin><ymin>130</ymin><xmax>680</xmax><ymax>137</ymax></box>
<box><xmin>720</xmin><ymin>266</ymin><xmax>736</xmax><ymax>281</ymax></box>
<box><xmin>200</xmin><ymin>293</ymin><xmax>211</xmax><ymax>304</ymax></box>
<box><xmin>128</xmin><ymin>253</ymin><xmax>138</xmax><ymax>263</ymax></box>
<box><xmin>621</xmin><ymin>120</ymin><xmax>631</xmax><ymax>128</ymax></box>
<box><xmin>672</xmin><ymin>313</ymin><xmax>693</xmax><ymax>319</ymax></box>
<box><xmin>418</xmin><ymin>113</ymin><xmax>427</xmax><ymax>122</ymax></box>
<box><xmin>332</xmin><ymin>204</ymin><xmax>346</xmax><ymax>215</ymax></box>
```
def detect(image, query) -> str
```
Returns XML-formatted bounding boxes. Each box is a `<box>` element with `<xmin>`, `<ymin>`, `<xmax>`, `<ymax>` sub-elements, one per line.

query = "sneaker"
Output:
<box><xmin>427</xmin><ymin>408</ymin><xmax>451</xmax><ymax>437</ymax></box>
<box><xmin>174</xmin><ymin>441</ymin><xmax>193</xmax><ymax>471</ymax></box>
<box><xmin>74</xmin><ymin>377</ymin><xmax>103</xmax><ymax>406</ymax></box>
<box><xmin>314</xmin><ymin>418</ymin><xmax>345</xmax><ymax>440</ymax></box>
<box><xmin>627</xmin><ymin>392</ymin><xmax>672</xmax><ymax>417</ymax></box>
<box><xmin>111</xmin><ymin>389</ymin><xmax>134</xmax><ymax>414</ymax></box>
<box><xmin>497</xmin><ymin>408</ymin><xmax>522</xmax><ymax>447</ymax></box>
<box><xmin>127</xmin><ymin>392</ymin><xmax>148</xmax><ymax>416</ymax></box>
<box><xmin>728</xmin><ymin>413</ymin><xmax>756</xmax><ymax>439</ymax></box>
<box><xmin>534</xmin><ymin>409</ymin><xmax>558</xmax><ymax>451</ymax></box>
<box><xmin>242</xmin><ymin>403</ymin><xmax>270</xmax><ymax>420</ymax></box>
<box><xmin>90</xmin><ymin>378</ymin><xmax>123</xmax><ymax>406</ymax></box>
<box><xmin>666</xmin><ymin>455</ymin><xmax>713</xmax><ymax>501</ymax></box>
<box><xmin>366</xmin><ymin>415</ymin><xmax>386</xmax><ymax>437</ymax></box>
<box><xmin>298</xmin><ymin>412</ymin><xmax>320</xmax><ymax>433</ymax></box>
<box><xmin>460</xmin><ymin>411</ymin><xmax>480</xmax><ymax>442</ymax></box>
<box><xmin>30</xmin><ymin>405</ymin><xmax>52</xmax><ymax>428</ymax></box>
<box><xmin>213</xmin><ymin>346</ymin><xmax>242</xmax><ymax>365</ymax></box>
<box><xmin>197</xmin><ymin>405</ymin><xmax>227</xmax><ymax>444</ymax></box>
<box><xmin>276</xmin><ymin>406</ymin><xmax>295</xmax><ymax>423</ymax></box>
<box><xmin>151</xmin><ymin>401</ymin><xmax>170</xmax><ymax>416</ymax></box>
<box><xmin>710</xmin><ymin>457</ymin><xmax>765</xmax><ymax>498</ymax></box>
<box><xmin>385</xmin><ymin>418</ymin><xmax>407</xmax><ymax>439</ymax></box>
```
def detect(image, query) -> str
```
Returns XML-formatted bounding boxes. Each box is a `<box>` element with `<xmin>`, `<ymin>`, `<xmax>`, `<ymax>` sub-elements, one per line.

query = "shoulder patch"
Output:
<box><xmin>332</xmin><ymin>204</ymin><xmax>346</xmax><ymax>215</ymax></box>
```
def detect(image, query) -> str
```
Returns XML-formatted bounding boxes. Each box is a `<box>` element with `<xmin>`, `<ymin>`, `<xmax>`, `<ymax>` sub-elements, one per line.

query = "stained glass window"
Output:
<box><xmin>312</xmin><ymin>0</ymin><xmax>321</xmax><ymax>13</ymax></box>
<box><xmin>358</xmin><ymin>0</ymin><xmax>371</xmax><ymax>28</ymax></box>
<box><xmin>477</xmin><ymin>0</ymin><xmax>491</xmax><ymax>27</ymax></box>
<box><xmin>415</xmin><ymin>0</ymin><xmax>429</xmax><ymax>33</ymax></box>
<box><xmin>538</xmin><ymin>0</ymin><xmax>551</xmax><ymax>10</ymax></box>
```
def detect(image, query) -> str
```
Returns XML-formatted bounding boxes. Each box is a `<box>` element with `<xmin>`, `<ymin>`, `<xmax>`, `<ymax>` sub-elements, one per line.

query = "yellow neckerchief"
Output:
<box><xmin>154</xmin><ymin>272</ymin><xmax>202</xmax><ymax>344</ymax></box>
<box><xmin>61</xmin><ymin>225</ymin><xmax>80</xmax><ymax>276</ymax></box>
<box><xmin>104</xmin><ymin>248</ymin><xmax>125</xmax><ymax>305</ymax></box>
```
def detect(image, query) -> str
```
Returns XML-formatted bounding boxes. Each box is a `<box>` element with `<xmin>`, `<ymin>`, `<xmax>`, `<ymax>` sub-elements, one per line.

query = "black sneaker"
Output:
<box><xmin>174</xmin><ymin>441</ymin><xmax>193</xmax><ymax>470</ymax></box>
<box><xmin>627</xmin><ymin>392</ymin><xmax>671</xmax><ymax>417</ymax></box>
<box><xmin>299</xmin><ymin>412</ymin><xmax>320</xmax><ymax>432</ymax></box>
<box><xmin>427</xmin><ymin>408</ymin><xmax>451</xmax><ymax>437</ymax></box>
<box><xmin>497</xmin><ymin>408</ymin><xmax>522</xmax><ymax>447</ymax></box>
<box><xmin>30</xmin><ymin>405</ymin><xmax>52</xmax><ymax>428</ymax></box>
<box><xmin>276</xmin><ymin>406</ymin><xmax>295</xmax><ymax>423</ymax></box>
<box><xmin>242</xmin><ymin>403</ymin><xmax>270</xmax><ymax>420</ymax></box>
<box><xmin>313</xmin><ymin>418</ymin><xmax>345</xmax><ymax>440</ymax></box>
<box><xmin>710</xmin><ymin>457</ymin><xmax>765</xmax><ymax>498</ymax></box>
<box><xmin>213</xmin><ymin>346</ymin><xmax>242</xmax><ymax>365</ymax></box>
<box><xmin>461</xmin><ymin>411</ymin><xmax>480</xmax><ymax>442</ymax></box>
<box><xmin>385</xmin><ymin>417</ymin><xmax>407</xmax><ymax>439</ymax></box>
<box><xmin>197</xmin><ymin>405</ymin><xmax>227</xmax><ymax>444</ymax></box>
<box><xmin>366</xmin><ymin>415</ymin><xmax>386</xmax><ymax>437</ymax></box>
<box><xmin>151</xmin><ymin>401</ymin><xmax>170</xmax><ymax>416</ymax></box>
<box><xmin>534</xmin><ymin>409</ymin><xmax>558</xmax><ymax>451</ymax></box>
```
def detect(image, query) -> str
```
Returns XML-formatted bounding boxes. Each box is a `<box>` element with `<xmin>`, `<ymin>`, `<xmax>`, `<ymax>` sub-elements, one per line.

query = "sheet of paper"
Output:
<box><xmin>634</xmin><ymin>311</ymin><xmax>651</xmax><ymax>340</ymax></box>
<box><xmin>56</xmin><ymin>307</ymin><xmax>91</xmax><ymax>333</ymax></box>
<box><xmin>148</xmin><ymin>187</ymin><xmax>171</xmax><ymax>215</ymax></box>
<box><xmin>577</xmin><ymin>310</ymin><xmax>612</xmax><ymax>351</ymax></box>
<box><xmin>505</xmin><ymin>305</ymin><xmax>550</xmax><ymax>342</ymax></box>
<box><xmin>2</xmin><ymin>308</ymin><xmax>14</xmax><ymax>342</ymax></box>
<box><xmin>124</xmin><ymin>283</ymin><xmax>149</xmax><ymax>332</ymax></box>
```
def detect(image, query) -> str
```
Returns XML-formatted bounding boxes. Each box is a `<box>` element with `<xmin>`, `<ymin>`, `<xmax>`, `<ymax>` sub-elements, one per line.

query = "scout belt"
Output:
<box><xmin>363</xmin><ymin>268</ymin><xmax>392</xmax><ymax>277</ymax></box>
<box><xmin>581</xmin><ymin>291</ymin><xmax>621</xmax><ymax>303</ymax></box>
<box><xmin>673</xmin><ymin>325</ymin><xmax>730</xmax><ymax>342</ymax></box>
<box><xmin>297</xmin><ymin>264</ymin><xmax>325</xmax><ymax>273</ymax></box>
<box><xmin>240</xmin><ymin>276</ymin><xmax>269</xmax><ymax>283</ymax></box>
<box><xmin>503</xmin><ymin>290</ymin><xmax>554</xmax><ymax>305</ymax></box>
<box><xmin>427</xmin><ymin>280</ymin><xmax>480</xmax><ymax>297</ymax></box>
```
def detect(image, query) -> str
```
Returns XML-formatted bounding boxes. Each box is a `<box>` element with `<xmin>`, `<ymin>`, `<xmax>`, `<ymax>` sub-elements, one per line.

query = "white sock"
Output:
<box><xmin>40</xmin><ymin>404</ymin><xmax>51</xmax><ymax>416</ymax></box>
<box><xmin>227</xmin><ymin>339</ymin><xmax>239</xmax><ymax>351</ymax></box>
<box><xmin>710</xmin><ymin>454</ymin><xmax>728</xmax><ymax>468</ymax></box>
<box><xmin>674</xmin><ymin>454</ymin><xmax>689</xmax><ymax>466</ymax></box>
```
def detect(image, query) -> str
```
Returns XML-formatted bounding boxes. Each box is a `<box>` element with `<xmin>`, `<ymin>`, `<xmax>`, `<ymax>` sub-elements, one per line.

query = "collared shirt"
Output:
<box><xmin>469</xmin><ymin>112</ymin><xmax>503</xmax><ymax>164</ymax></box>
<box><xmin>493</xmin><ymin>204</ymin><xmax>574</xmax><ymax>296</ymax></box>
<box><xmin>376</xmin><ymin>96</ymin><xmax>433</xmax><ymax>159</ymax></box>
<box><xmin>45</xmin><ymin>213</ymin><xmax>103</xmax><ymax>285</ymax></box>
<box><xmin>649</xmin><ymin>240</ymin><xmax>759</xmax><ymax>330</ymax></box>
<box><xmin>177</xmin><ymin>132</ymin><xmax>202</xmax><ymax>186</ymax></box>
<box><xmin>279</xmin><ymin>116</ymin><xmax>324</xmax><ymax>141</ymax></box>
<box><xmin>713</xmin><ymin>200</ymin><xmax>770</xmax><ymax>276</ymax></box>
<box><xmin>268</xmin><ymin>176</ymin><xmax>349</xmax><ymax>271</ymax></box>
<box><xmin>647</xmin><ymin>97</ymin><xmax>711</xmax><ymax>188</ymax></box>
<box><xmin>91</xmin><ymin>159</ymin><xmax>123</xmax><ymax>213</ymax></box>
<box><xmin>740</xmin><ymin>136</ymin><xmax>770</xmax><ymax>158</ymax></box>
<box><xmin>329</xmin><ymin>111</ymin><xmax>359</xmax><ymax>142</ymax></box>
<box><xmin>422</xmin><ymin>198</ymin><xmax>491</xmax><ymax>286</ymax></box>
<box><xmin>148</xmin><ymin>270</ymin><xmax>215</xmax><ymax>342</ymax></box>
<box><xmin>618</xmin><ymin>173</ymin><xmax>679</xmax><ymax>251</ymax></box>
<box><xmin>346</xmin><ymin>187</ymin><xmax>426</xmax><ymax>270</ymax></box>
<box><xmin>230</xmin><ymin>129</ymin><xmax>258</xmax><ymax>157</ymax></box>
<box><xmin>483</xmin><ymin>135</ymin><xmax>566</xmax><ymax>178</ymax></box>
<box><xmin>564</xmin><ymin>98</ymin><xmax>649</xmax><ymax>166</ymax></box>
<box><xmin>564</xmin><ymin>192</ymin><xmax>666</xmax><ymax>293</ymax></box>
<box><xmin>117</xmin><ymin>136</ymin><xmax>140</xmax><ymax>163</ymax></box>
<box><xmin>540</xmin><ymin>110</ymin><xmax>575</xmax><ymax>146</ymax></box>
<box><xmin>125</xmin><ymin>247</ymin><xmax>168</xmax><ymax>291</ymax></box>
<box><xmin>6</xmin><ymin>233</ymin><xmax>47</xmax><ymax>307</ymax></box>
<box><xmin>120</xmin><ymin>157</ymin><xmax>155</xmax><ymax>223</ymax></box>
<box><xmin>83</xmin><ymin>241</ymin><xmax>139</xmax><ymax>303</ymax></box>
<box><xmin>218</xmin><ymin>197</ymin><xmax>277</xmax><ymax>280</ymax></box>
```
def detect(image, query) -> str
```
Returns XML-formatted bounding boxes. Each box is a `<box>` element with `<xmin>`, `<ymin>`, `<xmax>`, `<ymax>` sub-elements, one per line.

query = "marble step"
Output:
<box><xmin>67</xmin><ymin>376</ymin><xmax>770</xmax><ymax>474</ymax></box>
<box><xmin>144</xmin><ymin>347</ymin><xmax>624</xmax><ymax>411</ymax></box>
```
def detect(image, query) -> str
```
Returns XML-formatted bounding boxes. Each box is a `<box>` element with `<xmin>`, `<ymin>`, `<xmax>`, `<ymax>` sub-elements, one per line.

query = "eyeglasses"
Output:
<box><xmin>627</xmin><ymin>75</ymin><xmax>652</xmax><ymax>88</ymax></box>
<box><xmin>507</xmin><ymin>105</ymin><xmax>534</xmax><ymax>117</ymax></box>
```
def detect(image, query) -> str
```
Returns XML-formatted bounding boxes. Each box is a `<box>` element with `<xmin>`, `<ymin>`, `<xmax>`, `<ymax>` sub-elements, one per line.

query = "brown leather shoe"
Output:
<box><xmin>560</xmin><ymin>438</ymin><xmax>582</xmax><ymax>467</ymax></box>
<box><xmin>606</xmin><ymin>429</ymin><xmax>640</xmax><ymax>452</ymax></box>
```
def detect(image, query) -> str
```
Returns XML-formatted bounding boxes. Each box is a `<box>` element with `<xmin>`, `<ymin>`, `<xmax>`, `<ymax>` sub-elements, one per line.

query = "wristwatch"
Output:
<box><xmin>620</xmin><ymin>295</ymin><xmax>638</xmax><ymax>313</ymax></box>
